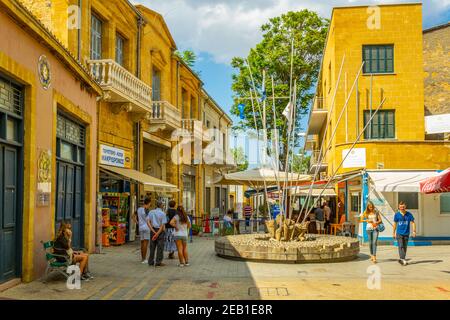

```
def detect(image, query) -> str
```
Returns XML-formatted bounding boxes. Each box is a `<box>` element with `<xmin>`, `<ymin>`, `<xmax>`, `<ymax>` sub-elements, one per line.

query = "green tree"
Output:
<box><xmin>230</xmin><ymin>10</ymin><xmax>328</xmax><ymax>168</ymax></box>
<box><xmin>176</xmin><ymin>49</ymin><xmax>197</xmax><ymax>68</ymax></box>
<box><xmin>230</xmin><ymin>146</ymin><xmax>249</xmax><ymax>172</ymax></box>
<box><xmin>292</xmin><ymin>152</ymin><xmax>310</xmax><ymax>174</ymax></box>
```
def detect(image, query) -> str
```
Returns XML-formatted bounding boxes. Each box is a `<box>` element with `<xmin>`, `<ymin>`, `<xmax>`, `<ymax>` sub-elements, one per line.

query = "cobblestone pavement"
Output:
<box><xmin>1</xmin><ymin>236</ymin><xmax>450</xmax><ymax>300</ymax></box>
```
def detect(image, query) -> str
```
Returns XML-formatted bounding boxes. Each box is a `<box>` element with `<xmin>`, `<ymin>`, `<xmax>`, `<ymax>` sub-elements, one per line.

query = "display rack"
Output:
<box><xmin>102</xmin><ymin>192</ymin><xmax>129</xmax><ymax>246</ymax></box>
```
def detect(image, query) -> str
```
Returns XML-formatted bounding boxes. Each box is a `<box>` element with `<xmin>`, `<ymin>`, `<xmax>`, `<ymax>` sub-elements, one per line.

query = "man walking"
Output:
<box><xmin>393</xmin><ymin>201</ymin><xmax>416</xmax><ymax>266</ymax></box>
<box><xmin>147</xmin><ymin>200</ymin><xmax>167</xmax><ymax>267</ymax></box>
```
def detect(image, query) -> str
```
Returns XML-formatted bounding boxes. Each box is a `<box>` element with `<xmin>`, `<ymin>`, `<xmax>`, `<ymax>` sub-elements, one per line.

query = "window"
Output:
<box><xmin>152</xmin><ymin>68</ymin><xmax>161</xmax><ymax>101</ymax></box>
<box><xmin>398</xmin><ymin>193</ymin><xmax>418</xmax><ymax>210</ymax></box>
<box><xmin>351</xmin><ymin>193</ymin><xmax>361</xmax><ymax>212</ymax></box>
<box><xmin>115</xmin><ymin>34</ymin><xmax>124</xmax><ymax>66</ymax></box>
<box><xmin>441</xmin><ymin>194</ymin><xmax>450</xmax><ymax>214</ymax></box>
<box><xmin>364</xmin><ymin>110</ymin><xmax>395</xmax><ymax>139</ymax></box>
<box><xmin>363</xmin><ymin>45</ymin><xmax>394</xmax><ymax>74</ymax></box>
<box><xmin>90</xmin><ymin>14</ymin><xmax>102</xmax><ymax>60</ymax></box>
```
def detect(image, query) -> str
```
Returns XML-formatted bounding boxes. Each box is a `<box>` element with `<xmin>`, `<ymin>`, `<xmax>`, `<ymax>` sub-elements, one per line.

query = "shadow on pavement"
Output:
<box><xmin>406</xmin><ymin>260</ymin><xmax>443</xmax><ymax>265</ymax></box>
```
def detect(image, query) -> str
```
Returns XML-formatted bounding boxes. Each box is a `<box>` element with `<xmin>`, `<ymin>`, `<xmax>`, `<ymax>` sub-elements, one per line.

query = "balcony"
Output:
<box><xmin>181</xmin><ymin>119</ymin><xmax>210</xmax><ymax>146</ymax></box>
<box><xmin>87</xmin><ymin>59</ymin><xmax>152</xmax><ymax>115</ymax></box>
<box><xmin>148</xmin><ymin>101</ymin><xmax>181</xmax><ymax>133</ymax></box>
<box><xmin>314</xmin><ymin>96</ymin><xmax>325</xmax><ymax>110</ymax></box>
<box><xmin>309</xmin><ymin>150</ymin><xmax>328</xmax><ymax>174</ymax></box>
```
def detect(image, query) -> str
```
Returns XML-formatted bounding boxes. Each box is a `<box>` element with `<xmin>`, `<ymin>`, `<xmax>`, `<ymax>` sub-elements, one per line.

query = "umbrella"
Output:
<box><xmin>420</xmin><ymin>168</ymin><xmax>450</xmax><ymax>194</ymax></box>
<box><xmin>213</xmin><ymin>167</ymin><xmax>311</xmax><ymax>187</ymax></box>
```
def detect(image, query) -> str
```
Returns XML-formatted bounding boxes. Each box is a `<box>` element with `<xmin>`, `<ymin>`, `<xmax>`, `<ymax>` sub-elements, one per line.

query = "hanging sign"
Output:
<box><xmin>99</xmin><ymin>144</ymin><xmax>132</xmax><ymax>168</ymax></box>
<box><xmin>342</xmin><ymin>148</ymin><xmax>366</xmax><ymax>168</ymax></box>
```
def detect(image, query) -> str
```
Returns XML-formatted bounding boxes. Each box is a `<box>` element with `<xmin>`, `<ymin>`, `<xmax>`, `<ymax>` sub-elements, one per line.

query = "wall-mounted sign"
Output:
<box><xmin>37</xmin><ymin>150</ymin><xmax>51</xmax><ymax>207</ymax></box>
<box><xmin>38</xmin><ymin>55</ymin><xmax>51</xmax><ymax>90</ymax></box>
<box><xmin>425</xmin><ymin>114</ymin><xmax>450</xmax><ymax>134</ymax></box>
<box><xmin>99</xmin><ymin>144</ymin><xmax>132</xmax><ymax>168</ymax></box>
<box><xmin>342</xmin><ymin>148</ymin><xmax>366</xmax><ymax>168</ymax></box>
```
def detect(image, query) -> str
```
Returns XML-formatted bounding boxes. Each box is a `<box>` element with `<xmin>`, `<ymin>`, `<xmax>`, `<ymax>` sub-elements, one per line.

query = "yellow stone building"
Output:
<box><xmin>305</xmin><ymin>3</ymin><xmax>450</xmax><ymax>243</ymax></box>
<box><xmin>0</xmin><ymin>0</ymin><xmax>103</xmax><ymax>286</ymax></box>
<box><xmin>17</xmin><ymin>0</ymin><xmax>234</xmax><ymax>255</ymax></box>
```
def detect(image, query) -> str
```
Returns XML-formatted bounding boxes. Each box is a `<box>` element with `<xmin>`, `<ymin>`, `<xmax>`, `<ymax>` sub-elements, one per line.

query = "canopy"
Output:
<box><xmin>367</xmin><ymin>170</ymin><xmax>440</xmax><ymax>192</ymax></box>
<box><xmin>213</xmin><ymin>167</ymin><xmax>311</xmax><ymax>187</ymax></box>
<box><xmin>290</xmin><ymin>188</ymin><xmax>336</xmax><ymax>197</ymax></box>
<box><xmin>420</xmin><ymin>168</ymin><xmax>450</xmax><ymax>194</ymax></box>
<box><xmin>100</xmin><ymin>165</ymin><xmax>179</xmax><ymax>193</ymax></box>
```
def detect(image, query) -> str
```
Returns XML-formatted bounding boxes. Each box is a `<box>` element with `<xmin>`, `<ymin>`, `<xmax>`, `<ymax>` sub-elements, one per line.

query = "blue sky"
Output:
<box><xmin>135</xmin><ymin>0</ymin><xmax>450</xmax><ymax>129</ymax></box>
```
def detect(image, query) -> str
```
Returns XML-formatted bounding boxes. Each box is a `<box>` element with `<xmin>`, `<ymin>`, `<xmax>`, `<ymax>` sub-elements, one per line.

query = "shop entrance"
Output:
<box><xmin>0</xmin><ymin>76</ymin><xmax>23</xmax><ymax>283</ymax></box>
<box><xmin>55</xmin><ymin>113</ymin><xmax>85</xmax><ymax>249</ymax></box>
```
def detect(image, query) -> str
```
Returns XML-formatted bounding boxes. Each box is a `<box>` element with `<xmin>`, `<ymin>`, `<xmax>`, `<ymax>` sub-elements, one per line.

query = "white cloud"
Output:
<box><xmin>134</xmin><ymin>0</ymin><xmax>449</xmax><ymax>64</ymax></box>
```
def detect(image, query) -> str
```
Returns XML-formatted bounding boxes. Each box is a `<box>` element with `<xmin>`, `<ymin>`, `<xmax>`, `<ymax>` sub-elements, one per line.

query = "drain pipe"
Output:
<box><xmin>77</xmin><ymin>0</ymin><xmax>82</xmax><ymax>61</ymax></box>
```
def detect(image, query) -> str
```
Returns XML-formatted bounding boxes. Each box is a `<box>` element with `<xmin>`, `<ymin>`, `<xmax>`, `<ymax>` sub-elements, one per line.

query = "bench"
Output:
<box><xmin>41</xmin><ymin>240</ymin><xmax>72</xmax><ymax>283</ymax></box>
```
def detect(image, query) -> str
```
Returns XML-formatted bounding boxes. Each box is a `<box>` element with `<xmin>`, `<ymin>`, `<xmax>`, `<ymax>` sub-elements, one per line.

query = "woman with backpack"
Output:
<box><xmin>360</xmin><ymin>201</ymin><xmax>383</xmax><ymax>263</ymax></box>
<box><xmin>170</xmin><ymin>206</ymin><xmax>191</xmax><ymax>267</ymax></box>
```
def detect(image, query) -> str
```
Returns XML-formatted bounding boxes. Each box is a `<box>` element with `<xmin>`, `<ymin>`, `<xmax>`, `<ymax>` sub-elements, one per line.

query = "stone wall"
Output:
<box><xmin>424</xmin><ymin>24</ymin><xmax>450</xmax><ymax>117</ymax></box>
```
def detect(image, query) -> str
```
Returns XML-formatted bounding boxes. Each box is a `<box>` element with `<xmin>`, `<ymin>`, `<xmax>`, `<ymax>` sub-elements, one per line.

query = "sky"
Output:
<box><xmin>133</xmin><ymin>0</ymin><xmax>449</xmax><ymax>154</ymax></box>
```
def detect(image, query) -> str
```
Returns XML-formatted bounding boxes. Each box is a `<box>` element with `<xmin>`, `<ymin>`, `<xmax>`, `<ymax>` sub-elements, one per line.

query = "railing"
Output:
<box><xmin>310</xmin><ymin>150</ymin><xmax>326</xmax><ymax>166</ymax></box>
<box><xmin>314</xmin><ymin>96</ymin><xmax>325</xmax><ymax>110</ymax></box>
<box><xmin>150</xmin><ymin>101</ymin><xmax>181</xmax><ymax>129</ymax></box>
<box><xmin>181</xmin><ymin>119</ymin><xmax>204</xmax><ymax>140</ymax></box>
<box><xmin>87</xmin><ymin>59</ymin><xmax>152</xmax><ymax>110</ymax></box>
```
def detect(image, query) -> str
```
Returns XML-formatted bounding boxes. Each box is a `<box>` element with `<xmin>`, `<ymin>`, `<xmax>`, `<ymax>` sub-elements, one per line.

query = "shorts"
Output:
<box><xmin>174</xmin><ymin>236</ymin><xmax>188</xmax><ymax>243</ymax></box>
<box><xmin>140</xmin><ymin>230</ymin><xmax>150</xmax><ymax>241</ymax></box>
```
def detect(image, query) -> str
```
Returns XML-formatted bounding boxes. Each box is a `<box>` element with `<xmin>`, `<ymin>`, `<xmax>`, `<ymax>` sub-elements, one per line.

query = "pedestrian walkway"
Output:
<box><xmin>1</xmin><ymin>237</ymin><xmax>450</xmax><ymax>300</ymax></box>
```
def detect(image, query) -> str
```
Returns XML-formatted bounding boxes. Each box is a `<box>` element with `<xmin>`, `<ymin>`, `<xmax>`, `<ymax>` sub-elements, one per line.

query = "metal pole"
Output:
<box><xmin>300</xmin><ymin>97</ymin><xmax>387</xmax><ymax>224</ymax></box>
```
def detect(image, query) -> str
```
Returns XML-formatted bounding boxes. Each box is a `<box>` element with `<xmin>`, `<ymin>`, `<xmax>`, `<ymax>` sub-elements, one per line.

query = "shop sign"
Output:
<box><xmin>99</xmin><ymin>144</ymin><xmax>131</xmax><ymax>168</ymax></box>
<box><xmin>342</xmin><ymin>148</ymin><xmax>366</xmax><ymax>168</ymax></box>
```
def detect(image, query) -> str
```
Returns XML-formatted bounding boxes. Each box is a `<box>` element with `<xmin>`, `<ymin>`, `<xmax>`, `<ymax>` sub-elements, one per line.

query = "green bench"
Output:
<box><xmin>41</xmin><ymin>240</ymin><xmax>72</xmax><ymax>283</ymax></box>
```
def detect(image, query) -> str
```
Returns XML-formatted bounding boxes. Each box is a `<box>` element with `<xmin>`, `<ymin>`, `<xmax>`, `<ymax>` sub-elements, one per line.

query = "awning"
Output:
<box><xmin>100</xmin><ymin>165</ymin><xmax>179</xmax><ymax>193</ymax></box>
<box><xmin>367</xmin><ymin>170</ymin><xmax>440</xmax><ymax>192</ymax></box>
<box><xmin>290</xmin><ymin>188</ymin><xmax>336</xmax><ymax>197</ymax></box>
<box><xmin>420</xmin><ymin>168</ymin><xmax>450</xmax><ymax>194</ymax></box>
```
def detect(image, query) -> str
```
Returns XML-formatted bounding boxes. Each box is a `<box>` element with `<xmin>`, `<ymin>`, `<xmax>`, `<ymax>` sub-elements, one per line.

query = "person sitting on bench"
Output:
<box><xmin>54</xmin><ymin>222</ymin><xmax>93</xmax><ymax>281</ymax></box>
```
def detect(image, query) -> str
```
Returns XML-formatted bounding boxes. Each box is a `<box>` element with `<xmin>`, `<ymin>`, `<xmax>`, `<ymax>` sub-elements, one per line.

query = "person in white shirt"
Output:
<box><xmin>170</xmin><ymin>206</ymin><xmax>191</xmax><ymax>267</ymax></box>
<box><xmin>137</xmin><ymin>198</ymin><xmax>151</xmax><ymax>263</ymax></box>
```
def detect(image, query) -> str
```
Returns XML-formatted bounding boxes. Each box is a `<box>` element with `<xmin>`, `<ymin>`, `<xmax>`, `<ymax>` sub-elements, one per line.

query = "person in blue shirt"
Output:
<box><xmin>147</xmin><ymin>200</ymin><xmax>167</xmax><ymax>267</ymax></box>
<box><xmin>393</xmin><ymin>201</ymin><xmax>416</xmax><ymax>266</ymax></box>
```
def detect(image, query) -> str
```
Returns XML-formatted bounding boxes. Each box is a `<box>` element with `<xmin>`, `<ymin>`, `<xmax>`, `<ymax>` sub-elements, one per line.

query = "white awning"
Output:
<box><xmin>100</xmin><ymin>165</ymin><xmax>179</xmax><ymax>193</ymax></box>
<box><xmin>367</xmin><ymin>171</ymin><xmax>440</xmax><ymax>192</ymax></box>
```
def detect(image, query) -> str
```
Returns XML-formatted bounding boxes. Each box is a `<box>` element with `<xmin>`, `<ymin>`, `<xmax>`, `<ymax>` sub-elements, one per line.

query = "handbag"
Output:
<box><xmin>376</xmin><ymin>211</ymin><xmax>385</xmax><ymax>232</ymax></box>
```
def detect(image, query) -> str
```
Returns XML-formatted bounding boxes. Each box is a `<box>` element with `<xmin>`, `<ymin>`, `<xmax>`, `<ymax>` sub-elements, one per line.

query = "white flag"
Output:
<box><xmin>282</xmin><ymin>102</ymin><xmax>292</xmax><ymax>120</ymax></box>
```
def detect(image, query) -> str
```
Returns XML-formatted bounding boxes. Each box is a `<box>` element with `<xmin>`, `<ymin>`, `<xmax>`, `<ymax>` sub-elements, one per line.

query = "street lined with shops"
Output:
<box><xmin>1</xmin><ymin>237</ymin><xmax>450</xmax><ymax>300</ymax></box>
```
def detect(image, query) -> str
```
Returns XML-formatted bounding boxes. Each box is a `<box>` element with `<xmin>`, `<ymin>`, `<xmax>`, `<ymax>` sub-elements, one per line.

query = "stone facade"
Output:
<box><xmin>423</xmin><ymin>23</ymin><xmax>450</xmax><ymax>116</ymax></box>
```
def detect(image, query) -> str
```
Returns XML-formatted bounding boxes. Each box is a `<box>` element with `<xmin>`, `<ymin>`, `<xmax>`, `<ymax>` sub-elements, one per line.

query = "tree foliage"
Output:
<box><xmin>176</xmin><ymin>49</ymin><xmax>197</xmax><ymax>68</ymax></box>
<box><xmin>230</xmin><ymin>10</ymin><xmax>329</xmax><ymax>168</ymax></box>
<box><xmin>230</xmin><ymin>146</ymin><xmax>249</xmax><ymax>172</ymax></box>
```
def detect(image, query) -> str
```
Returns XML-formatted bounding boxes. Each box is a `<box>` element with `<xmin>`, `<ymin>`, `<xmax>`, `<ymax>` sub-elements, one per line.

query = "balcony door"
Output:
<box><xmin>152</xmin><ymin>69</ymin><xmax>161</xmax><ymax>101</ymax></box>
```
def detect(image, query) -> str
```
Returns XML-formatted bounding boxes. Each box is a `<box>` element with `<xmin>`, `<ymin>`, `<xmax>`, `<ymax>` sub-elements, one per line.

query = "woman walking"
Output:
<box><xmin>164</xmin><ymin>200</ymin><xmax>178</xmax><ymax>259</ymax></box>
<box><xmin>361</xmin><ymin>201</ymin><xmax>383</xmax><ymax>263</ymax></box>
<box><xmin>170</xmin><ymin>206</ymin><xmax>191</xmax><ymax>267</ymax></box>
